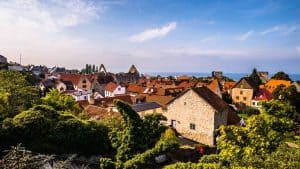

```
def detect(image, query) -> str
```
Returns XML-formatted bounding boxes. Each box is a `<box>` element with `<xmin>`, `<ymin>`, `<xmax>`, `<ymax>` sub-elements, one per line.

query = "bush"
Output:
<box><xmin>1</xmin><ymin>105</ymin><xmax>112</xmax><ymax>156</ymax></box>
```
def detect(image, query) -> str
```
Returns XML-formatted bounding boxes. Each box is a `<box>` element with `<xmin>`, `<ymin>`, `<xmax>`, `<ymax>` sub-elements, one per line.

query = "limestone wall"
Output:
<box><xmin>231</xmin><ymin>88</ymin><xmax>253</xmax><ymax>106</ymax></box>
<box><xmin>164</xmin><ymin>90</ymin><xmax>225</xmax><ymax>146</ymax></box>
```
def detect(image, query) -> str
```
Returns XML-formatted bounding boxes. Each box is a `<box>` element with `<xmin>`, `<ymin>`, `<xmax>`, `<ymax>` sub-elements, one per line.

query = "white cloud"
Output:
<box><xmin>260</xmin><ymin>25</ymin><xmax>300</xmax><ymax>36</ymax></box>
<box><xmin>235</xmin><ymin>30</ymin><xmax>254</xmax><ymax>41</ymax></box>
<box><xmin>0</xmin><ymin>0</ymin><xmax>115</xmax><ymax>67</ymax></box>
<box><xmin>0</xmin><ymin>0</ymin><xmax>100</xmax><ymax>33</ymax></box>
<box><xmin>130</xmin><ymin>22</ymin><xmax>177</xmax><ymax>42</ymax></box>
<box><xmin>200</xmin><ymin>36</ymin><xmax>218</xmax><ymax>43</ymax></box>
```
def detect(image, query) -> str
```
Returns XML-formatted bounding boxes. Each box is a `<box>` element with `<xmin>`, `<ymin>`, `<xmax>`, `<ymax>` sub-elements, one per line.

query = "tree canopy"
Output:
<box><xmin>271</xmin><ymin>71</ymin><xmax>292</xmax><ymax>81</ymax></box>
<box><xmin>0</xmin><ymin>70</ymin><xmax>40</xmax><ymax>118</ymax></box>
<box><xmin>249</xmin><ymin>68</ymin><xmax>262</xmax><ymax>86</ymax></box>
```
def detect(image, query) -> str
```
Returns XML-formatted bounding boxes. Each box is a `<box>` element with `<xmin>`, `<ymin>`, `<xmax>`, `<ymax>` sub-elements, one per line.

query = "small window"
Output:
<box><xmin>236</xmin><ymin>96</ymin><xmax>239</xmax><ymax>100</ymax></box>
<box><xmin>118</xmin><ymin>87</ymin><xmax>121</xmax><ymax>91</ymax></box>
<box><xmin>184</xmin><ymin>102</ymin><xmax>187</xmax><ymax>105</ymax></box>
<box><xmin>252</xmin><ymin>102</ymin><xmax>255</xmax><ymax>106</ymax></box>
<box><xmin>243</xmin><ymin>97</ymin><xmax>247</xmax><ymax>101</ymax></box>
<box><xmin>84</xmin><ymin>96</ymin><xmax>87</xmax><ymax>100</ymax></box>
<box><xmin>190</xmin><ymin>123</ymin><xmax>196</xmax><ymax>130</ymax></box>
<box><xmin>82</xmin><ymin>79</ymin><xmax>87</xmax><ymax>83</ymax></box>
<box><xmin>240</xmin><ymin>91</ymin><xmax>243</xmax><ymax>95</ymax></box>
<box><xmin>83</xmin><ymin>85</ymin><xmax>87</xmax><ymax>88</ymax></box>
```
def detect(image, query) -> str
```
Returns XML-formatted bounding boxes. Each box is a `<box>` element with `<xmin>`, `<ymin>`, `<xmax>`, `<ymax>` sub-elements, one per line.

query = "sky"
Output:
<box><xmin>0</xmin><ymin>0</ymin><xmax>300</xmax><ymax>74</ymax></box>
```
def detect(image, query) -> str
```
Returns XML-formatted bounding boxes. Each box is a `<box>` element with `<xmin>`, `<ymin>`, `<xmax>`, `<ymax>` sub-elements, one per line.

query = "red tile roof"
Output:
<box><xmin>253</xmin><ymin>88</ymin><xmax>272</xmax><ymax>101</ymax></box>
<box><xmin>105</xmin><ymin>82</ymin><xmax>118</xmax><ymax>92</ymax></box>
<box><xmin>127</xmin><ymin>84</ymin><xmax>146</xmax><ymax>94</ymax></box>
<box><xmin>207</xmin><ymin>79</ymin><xmax>220</xmax><ymax>94</ymax></box>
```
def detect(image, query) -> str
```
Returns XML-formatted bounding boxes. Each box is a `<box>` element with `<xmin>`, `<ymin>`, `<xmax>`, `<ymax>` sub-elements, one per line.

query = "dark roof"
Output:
<box><xmin>132</xmin><ymin>102</ymin><xmax>161</xmax><ymax>112</ymax></box>
<box><xmin>41</xmin><ymin>79</ymin><xmax>55</xmax><ymax>88</ymax></box>
<box><xmin>233</xmin><ymin>77</ymin><xmax>258</xmax><ymax>90</ymax></box>
<box><xmin>191</xmin><ymin>87</ymin><xmax>232</xmax><ymax>113</ymax></box>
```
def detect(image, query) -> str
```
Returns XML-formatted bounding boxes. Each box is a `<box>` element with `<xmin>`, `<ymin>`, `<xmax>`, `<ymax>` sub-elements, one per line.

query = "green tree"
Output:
<box><xmin>41</xmin><ymin>89</ymin><xmax>81</xmax><ymax>115</ymax></box>
<box><xmin>249</xmin><ymin>68</ymin><xmax>262</xmax><ymax>86</ymax></box>
<box><xmin>1</xmin><ymin>105</ymin><xmax>112</xmax><ymax>155</ymax></box>
<box><xmin>0</xmin><ymin>70</ymin><xmax>39</xmax><ymax>117</ymax></box>
<box><xmin>0</xmin><ymin>92</ymin><xmax>9</xmax><ymax>120</ymax></box>
<box><xmin>271</xmin><ymin>71</ymin><xmax>292</xmax><ymax>81</ymax></box>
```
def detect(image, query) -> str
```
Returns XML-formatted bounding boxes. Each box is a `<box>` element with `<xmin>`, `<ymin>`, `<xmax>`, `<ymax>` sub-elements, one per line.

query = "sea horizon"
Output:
<box><xmin>143</xmin><ymin>72</ymin><xmax>300</xmax><ymax>81</ymax></box>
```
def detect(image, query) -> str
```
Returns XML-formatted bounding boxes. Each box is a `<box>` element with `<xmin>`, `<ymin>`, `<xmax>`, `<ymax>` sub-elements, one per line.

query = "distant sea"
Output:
<box><xmin>143</xmin><ymin>72</ymin><xmax>300</xmax><ymax>81</ymax></box>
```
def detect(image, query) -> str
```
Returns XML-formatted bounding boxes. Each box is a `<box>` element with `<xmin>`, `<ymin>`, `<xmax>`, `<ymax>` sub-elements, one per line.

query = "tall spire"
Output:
<box><xmin>99</xmin><ymin>64</ymin><xmax>107</xmax><ymax>74</ymax></box>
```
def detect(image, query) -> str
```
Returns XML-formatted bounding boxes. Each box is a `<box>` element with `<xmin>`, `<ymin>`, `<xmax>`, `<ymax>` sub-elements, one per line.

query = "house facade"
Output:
<box><xmin>104</xmin><ymin>82</ymin><xmax>126</xmax><ymax>97</ymax></box>
<box><xmin>231</xmin><ymin>77</ymin><xmax>257</xmax><ymax>107</ymax></box>
<box><xmin>164</xmin><ymin>87</ymin><xmax>233</xmax><ymax>146</ymax></box>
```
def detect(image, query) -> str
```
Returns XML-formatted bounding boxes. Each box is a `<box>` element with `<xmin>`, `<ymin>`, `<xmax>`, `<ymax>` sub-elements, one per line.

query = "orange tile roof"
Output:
<box><xmin>223</xmin><ymin>81</ymin><xmax>236</xmax><ymax>91</ymax></box>
<box><xmin>105</xmin><ymin>82</ymin><xmax>118</xmax><ymax>92</ymax></box>
<box><xmin>59</xmin><ymin>73</ymin><xmax>82</xmax><ymax>85</ymax></box>
<box><xmin>264</xmin><ymin>79</ymin><xmax>291</xmax><ymax>93</ymax></box>
<box><xmin>207</xmin><ymin>79</ymin><xmax>220</xmax><ymax>94</ymax></box>
<box><xmin>127</xmin><ymin>84</ymin><xmax>146</xmax><ymax>94</ymax></box>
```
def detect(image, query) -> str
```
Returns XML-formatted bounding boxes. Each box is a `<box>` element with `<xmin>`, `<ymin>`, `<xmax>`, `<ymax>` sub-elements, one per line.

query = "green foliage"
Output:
<box><xmin>0</xmin><ymin>70</ymin><xmax>39</xmax><ymax>117</ymax></box>
<box><xmin>249</xmin><ymin>68</ymin><xmax>262</xmax><ymax>86</ymax></box>
<box><xmin>271</xmin><ymin>71</ymin><xmax>292</xmax><ymax>81</ymax></box>
<box><xmin>237</xmin><ymin>107</ymin><xmax>260</xmax><ymax>117</ymax></box>
<box><xmin>1</xmin><ymin>105</ymin><xmax>112</xmax><ymax>155</ymax></box>
<box><xmin>42</xmin><ymin>89</ymin><xmax>81</xmax><ymax>115</ymax></box>
<box><xmin>0</xmin><ymin>92</ymin><xmax>9</xmax><ymax>120</ymax></box>
<box><xmin>100</xmin><ymin>100</ymin><xmax>177</xmax><ymax>169</ymax></box>
<box><xmin>101</xmin><ymin>128</ymin><xmax>179</xmax><ymax>169</ymax></box>
<box><xmin>221</xmin><ymin>93</ymin><xmax>232</xmax><ymax>104</ymax></box>
<box><xmin>110</xmin><ymin>100</ymin><xmax>166</xmax><ymax>162</ymax></box>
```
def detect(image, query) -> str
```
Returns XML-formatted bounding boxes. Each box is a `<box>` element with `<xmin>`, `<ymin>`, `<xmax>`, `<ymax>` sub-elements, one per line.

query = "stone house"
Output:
<box><xmin>164</xmin><ymin>87</ymin><xmax>239</xmax><ymax>146</ymax></box>
<box><xmin>231</xmin><ymin>77</ymin><xmax>258</xmax><ymax>107</ymax></box>
<box><xmin>59</xmin><ymin>73</ymin><xmax>93</xmax><ymax>91</ymax></box>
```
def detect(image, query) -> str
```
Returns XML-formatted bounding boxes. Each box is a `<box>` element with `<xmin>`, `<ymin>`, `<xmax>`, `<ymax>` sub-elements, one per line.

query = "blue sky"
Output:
<box><xmin>0</xmin><ymin>0</ymin><xmax>300</xmax><ymax>73</ymax></box>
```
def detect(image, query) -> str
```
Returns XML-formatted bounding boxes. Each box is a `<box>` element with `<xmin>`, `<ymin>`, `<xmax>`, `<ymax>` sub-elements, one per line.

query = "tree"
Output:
<box><xmin>271</xmin><ymin>71</ymin><xmax>291</xmax><ymax>81</ymax></box>
<box><xmin>41</xmin><ymin>89</ymin><xmax>81</xmax><ymax>115</ymax></box>
<box><xmin>0</xmin><ymin>92</ymin><xmax>9</xmax><ymax>120</ymax></box>
<box><xmin>249</xmin><ymin>68</ymin><xmax>262</xmax><ymax>86</ymax></box>
<box><xmin>1</xmin><ymin>105</ymin><xmax>112</xmax><ymax>155</ymax></box>
<box><xmin>0</xmin><ymin>70</ymin><xmax>39</xmax><ymax>117</ymax></box>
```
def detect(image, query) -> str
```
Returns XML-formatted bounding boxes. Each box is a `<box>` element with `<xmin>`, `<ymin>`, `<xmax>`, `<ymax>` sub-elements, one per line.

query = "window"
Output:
<box><xmin>243</xmin><ymin>97</ymin><xmax>247</xmax><ymax>101</ymax></box>
<box><xmin>118</xmin><ymin>87</ymin><xmax>121</xmax><ymax>91</ymax></box>
<box><xmin>240</xmin><ymin>91</ymin><xmax>243</xmax><ymax>95</ymax></box>
<box><xmin>83</xmin><ymin>85</ymin><xmax>87</xmax><ymax>88</ymax></box>
<box><xmin>184</xmin><ymin>102</ymin><xmax>187</xmax><ymax>105</ymax></box>
<box><xmin>190</xmin><ymin>123</ymin><xmax>196</xmax><ymax>130</ymax></box>
<box><xmin>82</xmin><ymin>79</ymin><xmax>86</xmax><ymax>83</ymax></box>
<box><xmin>236</xmin><ymin>96</ymin><xmax>239</xmax><ymax>100</ymax></box>
<box><xmin>252</xmin><ymin>102</ymin><xmax>256</xmax><ymax>106</ymax></box>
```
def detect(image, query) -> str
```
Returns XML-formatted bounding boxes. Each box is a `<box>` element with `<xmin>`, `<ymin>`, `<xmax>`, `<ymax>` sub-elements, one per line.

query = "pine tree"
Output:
<box><xmin>249</xmin><ymin>68</ymin><xmax>262</xmax><ymax>86</ymax></box>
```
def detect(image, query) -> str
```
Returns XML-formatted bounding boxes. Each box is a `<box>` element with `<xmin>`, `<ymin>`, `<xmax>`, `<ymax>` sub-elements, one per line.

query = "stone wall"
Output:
<box><xmin>231</xmin><ymin>88</ymin><xmax>253</xmax><ymax>106</ymax></box>
<box><xmin>164</xmin><ymin>90</ymin><xmax>226</xmax><ymax>146</ymax></box>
